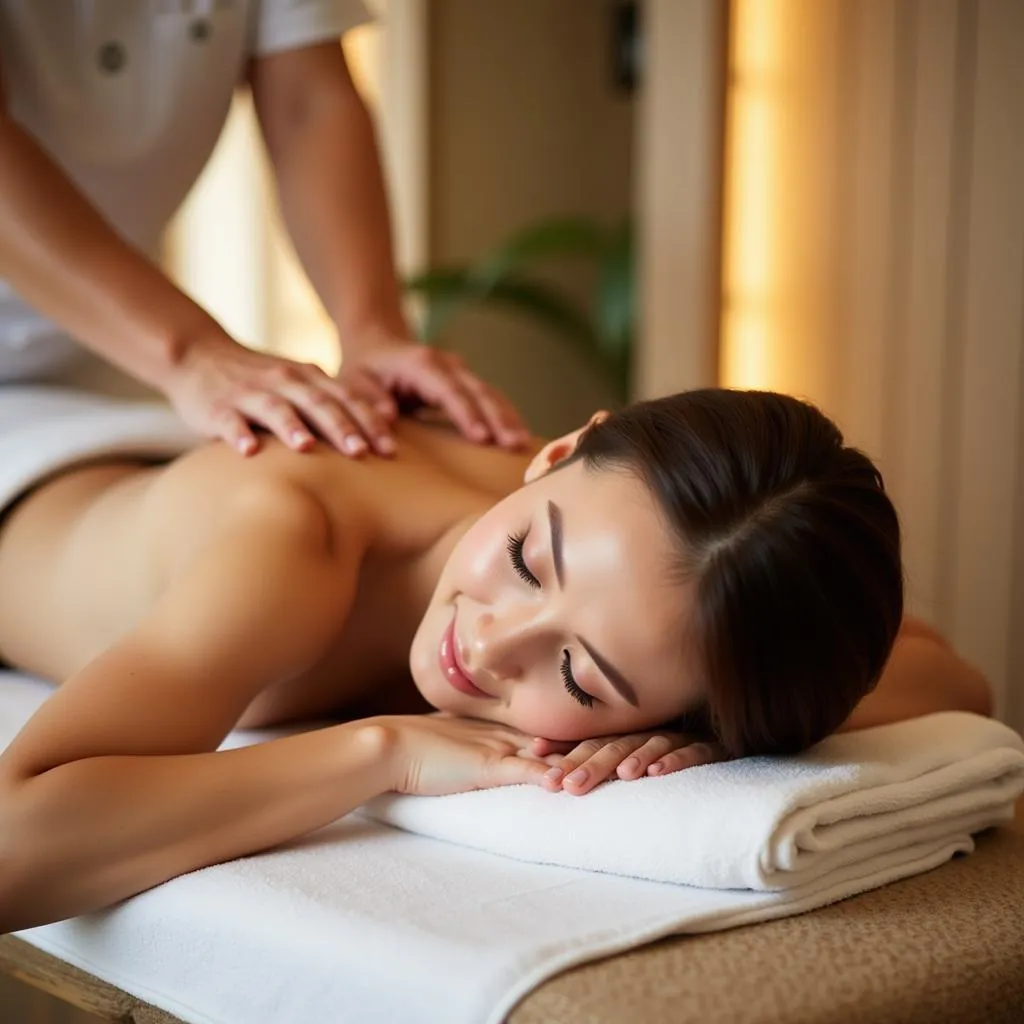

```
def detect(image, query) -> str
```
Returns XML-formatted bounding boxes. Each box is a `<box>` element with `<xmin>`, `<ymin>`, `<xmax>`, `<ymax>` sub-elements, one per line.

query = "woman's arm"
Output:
<box><xmin>0</xmin><ymin>483</ymin><xmax>550</xmax><ymax>933</ymax></box>
<box><xmin>529</xmin><ymin>618</ymin><xmax>996</xmax><ymax>793</ymax></box>
<box><xmin>0</xmin><ymin>486</ymin><xmax>370</xmax><ymax>932</ymax></box>
<box><xmin>837</xmin><ymin>616</ymin><xmax>994</xmax><ymax>732</ymax></box>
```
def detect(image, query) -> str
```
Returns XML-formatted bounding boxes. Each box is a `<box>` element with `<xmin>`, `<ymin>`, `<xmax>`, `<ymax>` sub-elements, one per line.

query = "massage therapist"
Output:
<box><xmin>0</xmin><ymin>1</ymin><xmax>529</xmax><ymax>457</ymax></box>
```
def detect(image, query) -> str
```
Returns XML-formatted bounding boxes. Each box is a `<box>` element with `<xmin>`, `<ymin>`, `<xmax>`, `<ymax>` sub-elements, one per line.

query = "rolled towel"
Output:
<box><xmin>363</xmin><ymin>711</ymin><xmax>1024</xmax><ymax>890</ymax></box>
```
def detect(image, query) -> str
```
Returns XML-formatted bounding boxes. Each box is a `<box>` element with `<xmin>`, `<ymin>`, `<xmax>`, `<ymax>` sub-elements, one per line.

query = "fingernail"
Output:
<box><xmin>564</xmin><ymin>768</ymin><xmax>588</xmax><ymax>786</ymax></box>
<box><xmin>377</xmin><ymin>436</ymin><xmax>396</xmax><ymax>454</ymax></box>
<box><xmin>344</xmin><ymin>436</ymin><xmax>366</xmax><ymax>454</ymax></box>
<box><xmin>544</xmin><ymin>767</ymin><xmax>563</xmax><ymax>782</ymax></box>
<box><xmin>648</xmin><ymin>762</ymin><xmax>664</xmax><ymax>776</ymax></box>
<box><xmin>237</xmin><ymin>437</ymin><xmax>256</xmax><ymax>455</ymax></box>
<box><xmin>291</xmin><ymin>430</ymin><xmax>313</xmax><ymax>447</ymax></box>
<box><xmin>621</xmin><ymin>756</ymin><xmax>640</xmax><ymax>775</ymax></box>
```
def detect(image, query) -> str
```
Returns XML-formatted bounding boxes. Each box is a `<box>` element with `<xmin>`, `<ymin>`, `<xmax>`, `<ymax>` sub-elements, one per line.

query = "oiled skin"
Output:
<box><xmin>0</xmin><ymin>420</ymin><xmax>992</xmax><ymax>934</ymax></box>
<box><xmin>0</xmin><ymin>419</ymin><xmax>536</xmax><ymax>725</ymax></box>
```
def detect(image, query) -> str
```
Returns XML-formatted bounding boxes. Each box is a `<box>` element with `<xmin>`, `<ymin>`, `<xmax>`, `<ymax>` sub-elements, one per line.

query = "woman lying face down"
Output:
<box><xmin>0</xmin><ymin>388</ymin><xmax>990</xmax><ymax>932</ymax></box>
<box><xmin>412</xmin><ymin>389</ymin><xmax>905</xmax><ymax>759</ymax></box>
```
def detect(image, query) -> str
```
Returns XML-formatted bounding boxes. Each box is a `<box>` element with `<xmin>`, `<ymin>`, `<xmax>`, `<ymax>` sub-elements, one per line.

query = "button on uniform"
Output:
<box><xmin>97</xmin><ymin>40</ymin><xmax>126</xmax><ymax>74</ymax></box>
<box><xmin>0</xmin><ymin>0</ymin><xmax>373</xmax><ymax>383</ymax></box>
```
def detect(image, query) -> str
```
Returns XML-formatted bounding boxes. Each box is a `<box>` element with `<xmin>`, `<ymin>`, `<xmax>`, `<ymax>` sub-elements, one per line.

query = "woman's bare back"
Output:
<box><xmin>0</xmin><ymin>418</ymin><xmax>537</xmax><ymax>724</ymax></box>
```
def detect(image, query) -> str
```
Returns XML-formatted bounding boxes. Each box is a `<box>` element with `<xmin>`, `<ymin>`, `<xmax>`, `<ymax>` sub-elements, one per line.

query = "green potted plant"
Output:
<box><xmin>404</xmin><ymin>217</ymin><xmax>634</xmax><ymax>403</ymax></box>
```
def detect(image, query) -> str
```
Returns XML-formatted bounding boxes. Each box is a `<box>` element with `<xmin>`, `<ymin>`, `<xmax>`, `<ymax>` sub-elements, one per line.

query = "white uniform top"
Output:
<box><xmin>0</xmin><ymin>0</ymin><xmax>369</xmax><ymax>381</ymax></box>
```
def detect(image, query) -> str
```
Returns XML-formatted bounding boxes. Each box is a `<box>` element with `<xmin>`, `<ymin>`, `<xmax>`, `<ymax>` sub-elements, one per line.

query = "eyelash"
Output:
<box><xmin>506</xmin><ymin>531</ymin><xmax>595</xmax><ymax>709</ymax></box>
<box><xmin>561</xmin><ymin>650</ymin><xmax>594</xmax><ymax>708</ymax></box>
<box><xmin>506</xmin><ymin>530</ymin><xmax>540</xmax><ymax>588</ymax></box>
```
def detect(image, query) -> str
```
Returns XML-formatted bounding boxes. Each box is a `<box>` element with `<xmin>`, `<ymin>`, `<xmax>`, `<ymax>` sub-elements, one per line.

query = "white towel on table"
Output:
<box><xmin>363</xmin><ymin>710</ymin><xmax>1024</xmax><ymax>892</ymax></box>
<box><xmin>2</xmin><ymin>673</ymin><xmax>1020</xmax><ymax>1024</ymax></box>
<box><xmin>0</xmin><ymin>385</ymin><xmax>198</xmax><ymax>515</ymax></box>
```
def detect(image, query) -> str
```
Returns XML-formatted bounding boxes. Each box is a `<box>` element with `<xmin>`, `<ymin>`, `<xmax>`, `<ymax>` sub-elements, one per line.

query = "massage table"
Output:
<box><xmin>0</xmin><ymin>393</ymin><xmax>1022</xmax><ymax>1021</ymax></box>
<box><xmin>2</xmin><ymin>796</ymin><xmax>1021</xmax><ymax>1024</ymax></box>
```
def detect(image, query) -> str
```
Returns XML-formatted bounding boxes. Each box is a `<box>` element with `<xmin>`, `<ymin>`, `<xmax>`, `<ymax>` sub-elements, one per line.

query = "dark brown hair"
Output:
<box><xmin>569</xmin><ymin>388</ymin><xmax>903</xmax><ymax>758</ymax></box>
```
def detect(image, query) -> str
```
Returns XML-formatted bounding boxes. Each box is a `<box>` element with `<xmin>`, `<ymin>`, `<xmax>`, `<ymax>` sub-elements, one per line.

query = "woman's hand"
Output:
<box><xmin>377</xmin><ymin>713</ymin><xmax>554</xmax><ymax>797</ymax></box>
<box><xmin>166</xmin><ymin>332</ymin><xmax>396</xmax><ymax>457</ymax></box>
<box><xmin>532</xmin><ymin>731</ymin><xmax>727</xmax><ymax>796</ymax></box>
<box><xmin>341</xmin><ymin>329</ymin><xmax>531</xmax><ymax>451</ymax></box>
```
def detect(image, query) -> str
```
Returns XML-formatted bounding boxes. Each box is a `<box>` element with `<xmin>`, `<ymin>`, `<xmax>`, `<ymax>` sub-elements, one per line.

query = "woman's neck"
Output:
<box><xmin>317</xmin><ymin>417</ymin><xmax>534</xmax><ymax>643</ymax></box>
<box><xmin>399</xmin><ymin>510</ymin><xmax>479</xmax><ymax>624</ymax></box>
<box><xmin>345</xmin><ymin>474</ymin><xmax>494</xmax><ymax>645</ymax></box>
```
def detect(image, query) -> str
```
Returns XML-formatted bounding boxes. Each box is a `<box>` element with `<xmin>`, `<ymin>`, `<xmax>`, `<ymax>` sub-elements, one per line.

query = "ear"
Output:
<box><xmin>523</xmin><ymin>410</ymin><xmax>610</xmax><ymax>483</ymax></box>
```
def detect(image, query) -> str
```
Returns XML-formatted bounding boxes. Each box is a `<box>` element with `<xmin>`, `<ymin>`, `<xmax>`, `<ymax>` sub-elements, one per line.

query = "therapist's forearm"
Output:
<box><xmin>0</xmin><ymin>112</ymin><xmax>224</xmax><ymax>384</ymax></box>
<box><xmin>270</xmin><ymin>89</ymin><xmax>410</xmax><ymax>347</ymax></box>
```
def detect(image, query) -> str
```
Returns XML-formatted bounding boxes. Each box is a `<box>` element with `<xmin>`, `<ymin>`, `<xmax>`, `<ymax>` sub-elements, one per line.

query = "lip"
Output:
<box><xmin>440</xmin><ymin>617</ymin><xmax>489</xmax><ymax>698</ymax></box>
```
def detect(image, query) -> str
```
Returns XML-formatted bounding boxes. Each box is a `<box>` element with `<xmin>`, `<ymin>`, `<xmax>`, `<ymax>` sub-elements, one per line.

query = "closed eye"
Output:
<box><xmin>506</xmin><ymin>531</ymin><xmax>540</xmax><ymax>588</ymax></box>
<box><xmin>561</xmin><ymin>650</ymin><xmax>595</xmax><ymax>708</ymax></box>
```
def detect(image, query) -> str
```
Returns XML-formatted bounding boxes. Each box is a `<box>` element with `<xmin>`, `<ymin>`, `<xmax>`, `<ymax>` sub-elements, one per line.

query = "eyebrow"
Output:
<box><xmin>547</xmin><ymin>499</ymin><xmax>565</xmax><ymax>587</ymax></box>
<box><xmin>546</xmin><ymin>499</ymin><xmax>640</xmax><ymax>708</ymax></box>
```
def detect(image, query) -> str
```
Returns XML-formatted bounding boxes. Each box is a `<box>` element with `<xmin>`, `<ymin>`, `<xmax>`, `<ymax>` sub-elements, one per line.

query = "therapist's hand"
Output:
<box><xmin>341</xmin><ymin>329</ymin><xmax>531</xmax><ymax>451</ymax></box>
<box><xmin>165</xmin><ymin>331</ymin><xmax>396</xmax><ymax>457</ymax></box>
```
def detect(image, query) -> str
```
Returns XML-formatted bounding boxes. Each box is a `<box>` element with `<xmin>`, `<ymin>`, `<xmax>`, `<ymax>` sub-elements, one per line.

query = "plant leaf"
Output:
<box><xmin>404</xmin><ymin>267</ymin><xmax>486</xmax><ymax>342</ymax></box>
<box><xmin>481</xmin><ymin>276</ymin><xmax>601</xmax><ymax>350</ymax></box>
<box><xmin>471</xmin><ymin>218</ymin><xmax>611</xmax><ymax>291</ymax></box>
<box><xmin>593</xmin><ymin>221</ymin><xmax>634</xmax><ymax>361</ymax></box>
<box><xmin>404</xmin><ymin>267</ymin><xmax>474</xmax><ymax>295</ymax></box>
<box><xmin>405</xmin><ymin>267</ymin><xmax>600</xmax><ymax>347</ymax></box>
<box><xmin>405</xmin><ymin>267</ymin><xmax>623</xmax><ymax>384</ymax></box>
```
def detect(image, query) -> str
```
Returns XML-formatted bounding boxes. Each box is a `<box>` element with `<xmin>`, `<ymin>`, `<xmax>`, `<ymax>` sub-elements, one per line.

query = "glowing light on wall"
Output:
<box><xmin>166</xmin><ymin>23</ymin><xmax>382</xmax><ymax>375</ymax></box>
<box><xmin>720</xmin><ymin>0</ymin><xmax>779</xmax><ymax>390</ymax></box>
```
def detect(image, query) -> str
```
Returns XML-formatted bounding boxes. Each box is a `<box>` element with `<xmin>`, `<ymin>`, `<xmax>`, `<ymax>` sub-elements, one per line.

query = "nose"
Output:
<box><xmin>469</xmin><ymin>609</ymin><xmax>547</xmax><ymax>682</ymax></box>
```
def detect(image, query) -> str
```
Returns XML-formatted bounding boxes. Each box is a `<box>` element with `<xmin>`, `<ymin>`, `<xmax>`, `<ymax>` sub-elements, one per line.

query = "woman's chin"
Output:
<box><xmin>407</xmin><ymin>655</ymin><xmax>453</xmax><ymax>716</ymax></box>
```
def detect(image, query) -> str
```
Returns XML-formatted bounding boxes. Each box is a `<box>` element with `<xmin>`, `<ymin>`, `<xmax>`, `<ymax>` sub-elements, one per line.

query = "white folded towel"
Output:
<box><xmin>364</xmin><ymin>711</ymin><xmax>1024</xmax><ymax>891</ymax></box>
<box><xmin>4</xmin><ymin>675</ymin><xmax>1022</xmax><ymax>1024</ymax></box>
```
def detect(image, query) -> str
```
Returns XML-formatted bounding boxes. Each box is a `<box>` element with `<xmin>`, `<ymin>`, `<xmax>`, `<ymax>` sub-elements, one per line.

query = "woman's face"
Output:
<box><xmin>409</xmin><ymin>447</ymin><xmax>703</xmax><ymax>741</ymax></box>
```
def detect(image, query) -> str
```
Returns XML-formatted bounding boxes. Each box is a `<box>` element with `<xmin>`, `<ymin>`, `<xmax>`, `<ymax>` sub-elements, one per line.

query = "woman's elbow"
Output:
<box><xmin>0</xmin><ymin>773</ymin><xmax>60</xmax><ymax>933</ymax></box>
<box><xmin>0</xmin><ymin>786</ymin><xmax>30</xmax><ymax>933</ymax></box>
<box><xmin>962</xmin><ymin>663</ymin><xmax>995</xmax><ymax>718</ymax></box>
<box><xmin>899</xmin><ymin>618</ymin><xmax>995</xmax><ymax>717</ymax></box>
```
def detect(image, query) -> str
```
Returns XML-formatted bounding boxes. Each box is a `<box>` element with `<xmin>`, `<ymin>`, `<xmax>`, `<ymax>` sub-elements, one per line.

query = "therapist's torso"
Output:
<box><xmin>0</xmin><ymin>0</ymin><xmax>364</xmax><ymax>381</ymax></box>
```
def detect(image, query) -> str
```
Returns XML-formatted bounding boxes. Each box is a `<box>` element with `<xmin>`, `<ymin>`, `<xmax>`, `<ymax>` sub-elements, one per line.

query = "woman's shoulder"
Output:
<box><xmin>143</xmin><ymin>438</ymin><xmax>368</xmax><ymax>578</ymax></box>
<box><xmin>392</xmin><ymin>415</ymin><xmax>540</xmax><ymax>499</ymax></box>
<box><xmin>148</xmin><ymin>418</ymin><xmax>541</xmax><ymax>571</ymax></box>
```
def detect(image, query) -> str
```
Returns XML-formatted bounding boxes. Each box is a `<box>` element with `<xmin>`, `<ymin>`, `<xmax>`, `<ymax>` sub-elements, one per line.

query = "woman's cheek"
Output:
<box><xmin>450</xmin><ymin>520</ymin><xmax>508</xmax><ymax>596</ymax></box>
<box><xmin>510</xmin><ymin>694</ymin><xmax>591</xmax><ymax>742</ymax></box>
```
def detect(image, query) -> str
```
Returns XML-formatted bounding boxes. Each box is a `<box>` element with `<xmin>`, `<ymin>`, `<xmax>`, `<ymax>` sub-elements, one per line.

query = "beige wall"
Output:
<box><xmin>428</xmin><ymin>0</ymin><xmax>634</xmax><ymax>436</ymax></box>
<box><xmin>634</xmin><ymin>0</ymin><xmax>726</xmax><ymax>399</ymax></box>
<box><xmin>720</xmin><ymin>0</ymin><xmax>1024</xmax><ymax>729</ymax></box>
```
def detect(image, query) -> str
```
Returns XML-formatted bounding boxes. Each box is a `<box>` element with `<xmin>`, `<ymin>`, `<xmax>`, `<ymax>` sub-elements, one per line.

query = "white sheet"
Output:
<box><xmin>3</xmin><ymin>672</ymin><xmax>1020</xmax><ymax>1024</ymax></box>
<box><xmin>0</xmin><ymin>386</ymin><xmax>197</xmax><ymax>516</ymax></box>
